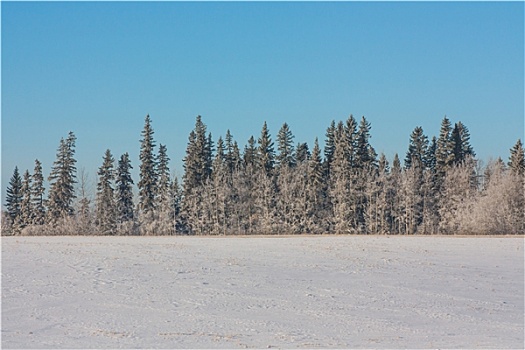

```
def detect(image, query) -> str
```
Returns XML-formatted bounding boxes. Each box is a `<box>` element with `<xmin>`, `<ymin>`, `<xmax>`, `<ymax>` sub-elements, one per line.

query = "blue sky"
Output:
<box><xmin>2</xmin><ymin>2</ymin><xmax>524</xmax><ymax>202</ymax></box>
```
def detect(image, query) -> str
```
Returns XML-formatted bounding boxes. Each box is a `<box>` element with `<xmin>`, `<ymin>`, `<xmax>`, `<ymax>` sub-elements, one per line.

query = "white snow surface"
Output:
<box><xmin>2</xmin><ymin>235</ymin><xmax>524</xmax><ymax>349</ymax></box>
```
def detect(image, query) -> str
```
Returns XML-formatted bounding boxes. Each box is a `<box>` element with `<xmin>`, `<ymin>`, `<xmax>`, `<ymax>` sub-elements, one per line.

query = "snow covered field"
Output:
<box><xmin>2</xmin><ymin>235</ymin><xmax>523</xmax><ymax>349</ymax></box>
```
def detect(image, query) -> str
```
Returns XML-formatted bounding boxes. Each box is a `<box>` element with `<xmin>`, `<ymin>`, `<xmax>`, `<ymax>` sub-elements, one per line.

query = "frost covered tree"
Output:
<box><xmin>137</xmin><ymin>115</ymin><xmax>157</xmax><ymax>216</ymax></box>
<box><xmin>5</xmin><ymin>166</ymin><xmax>22</xmax><ymax>228</ymax></box>
<box><xmin>156</xmin><ymin>144</ymin><xmax>171</xmax><ymax>209</ymax></box>
<box><xmin>324</xmin><ymin>120</ymin><xmax>336</xmax><ymax>175</ymax></box>
<box><xmin>95</xmin><ymin>149</ymin><xmax>116</xmax><ymax>235</ymax></box>
<box><xmin>115</xmin><ymin>153</ymin><xmax>134</xmax><ymax>227</ymax></box>
<box><xmin>405</xmin><ymin>126</ymin><xmax>429</xmax><ymax>169</ymax></box>
<box><xmin>257</xmin><ymin>121</ymin><xmax>275</xmax><ymax>176</ymax></box>
<box><xmin>296</xmin><ymin>142</ymin><xmax>310</xmax><ymax>164</ymax></box>
<box><xmin>243</xmin><ymin>136</ymin><xmax>258</xmax><ymax>169</ymax></box>
<box><xmin>276</xmin><ymin>122</ymin><xmax>295</xmax><ymax>169</ymax></box>
<box><xmin>435</xmin><ymin>116</ymin><xmax>454</xmax><ymax>178</ymax></box>
<box><xmin>47</xmin><ymin>132</ymin><xmax>77</xmax><ymax>223</ymax></box>
<box><xmin>76</xmin><ymin>167</ymin><xmax>93</xmax><ymax>235</ymax></box>
<box><xmin>305</xmin><ymin>138</ymin><xmax>327</xmax><ymax>233</ymax></box>
<box><xmin>508</xmin><ymin>139</ymin><xmax>525</xmax><ymax>176</ymax></box>
<box><xmin>17</xmin><ymin>170</ymin><xmax>33</xmax><ymax>230</ymax></box>
<box><xmin>451</xmin><ymin>121</ymin><xmax>475</xmax><ymax>164</ymax></box>
<box><xmin>31</xmin><ymin>159</ymin><xmax>46</xmax><ymax>225</ymax></box>
<box><xmin>182</xmin><ymin>116</ymin><xmax>214</xmax><ymax>234</ymax></box>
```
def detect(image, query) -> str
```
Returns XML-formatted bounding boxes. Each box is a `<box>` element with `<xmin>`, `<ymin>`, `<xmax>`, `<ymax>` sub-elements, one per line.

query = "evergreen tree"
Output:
<box><xmin>115</xmin><ymin>153</ymin><xmax>134</xmax><ymax>224</ymax></box>
<box><xmin>183</xmin><ymin>116</ymin><xmax>212</xmax><ymax>191</ymax></box>
<box><xmin>47</xmin><ymin>132</ymin><xmax>77</xmax><ymax>222</ymax></box>
<box><xmin>17</xmin><ymin>170</ymin><xmax>33</xmax><ymax>230</ymax></box>
<box><xmin>405</xmin><ymin>126</ymin><xmax>429</xmax><ymax>169</ymax></box>
<box><xmin>355</xmin><ymin>116</ymin><xmax>375</xmax><ymax>169</ymax></box>
<box><xmin>508</xmin><ymin>139</ymin><xmax>525</xmax><ymax>176</ymax></box>
<box><xmin>182</xmin><ymin>116</ymin><xmax>213</xmax><ymax>234</ymax></box>
<box><xmin>243</xmin><ymin>136</ymin><xmax>258</xmax><ymax>169</ymax></box>
<box><xmin>138</xmin><ymin>115</ymin><xmax>157</xmax><ymax>215</ymax></box>
<box><xmin>306</xmin><ymin>138</ymin><xmax>327</xmax><ymax>233</ymax></box>
<box><xmin>324</xmin><ymin>120</ymin><xmax>336</xmax><ymax>174</ymax></box>
<box><xmin>276</xmin><ymin>122</ymin><xmax>295</xmax><ymax>169</ymax></box>
<box><xmin>344</xmin><ymin>115</ymin><xmax>359</xmax><ymax>168</ymax></box>
<box><xmin>31</xmin><ymin>159</ymin><xmax>46</xmax><ymax>225</ymax></box>
<box><xmin>296</xmin><ymin>142</ymin><xmax>310</xmax><ymax>164</ymax></box>
<box><xmin>96</xmin><ymin>149</ymin><xmax>116</xmax><ymax>235</ymax></box>
<box><xmin>426</xmin><ymin>136</ymin><xmax>437</xmax><ymax>172</ymax></box>
<box><xmin>77</xmin><ymin>167</ymin><xmax>93</xmax><ymax>235</ymax></box>
<box><xmin>257</xmin><ymin>121</ymin><xmax>275</xmax><ymax>176</ymax></box>
<box><xmin>5</xmin><ymin>166</ymin><xmax>22</xmax><ymax>227</ymax></box>
<box><xmin>225</xmin><ymin>130</ymin><xmax>242</xmax><ymax>173</ymax></box>
<box><xmin>156</xmin><ymin>144</ymin><xmax>171</xmax><ymax>209</ymax></box>
<box><xmin>451</xmin><ymin>121</ymin><xmax>475</xmax><ymax>164</ymax></box>
<box><xmin>435</xmin><ymin>116</ymin><xmax>454</xmax><ymax>176</ymax></box>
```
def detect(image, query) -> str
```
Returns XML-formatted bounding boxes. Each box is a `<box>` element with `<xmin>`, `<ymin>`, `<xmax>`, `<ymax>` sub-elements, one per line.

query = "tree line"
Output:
<box><xmin>3</xmin><ymin>114</ymin><xmax>524</xmax><ymax>236</ymax></box>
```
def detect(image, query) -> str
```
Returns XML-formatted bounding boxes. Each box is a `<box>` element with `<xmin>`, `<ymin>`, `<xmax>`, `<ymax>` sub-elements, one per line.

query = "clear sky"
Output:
<box><xmin>2</xmin><ymin>2</ymin><xmax>524</xmax><ymax>202</ymax></box>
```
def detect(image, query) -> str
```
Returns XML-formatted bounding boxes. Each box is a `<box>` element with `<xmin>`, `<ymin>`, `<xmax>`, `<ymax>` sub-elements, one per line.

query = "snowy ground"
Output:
<box><xmin>2</xmin><ymin>235</ymin><xmax>523</xmax><ymax>349</ymax></box>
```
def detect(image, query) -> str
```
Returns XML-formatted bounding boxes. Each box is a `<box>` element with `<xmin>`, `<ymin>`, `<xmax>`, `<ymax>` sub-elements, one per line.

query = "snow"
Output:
<box><xmin>2</xmin><ymin>235</ymin><xmax>524</xmax><ymax>349</ymax></box>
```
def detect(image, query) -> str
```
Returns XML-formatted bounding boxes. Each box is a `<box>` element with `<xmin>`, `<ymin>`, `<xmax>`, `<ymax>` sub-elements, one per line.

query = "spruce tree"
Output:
<box><xmin>435</xmin><ymin>116</ymin><xmax>454</xmax><ymax>175</ymax></box>
<box><xmin>243</xmin><ymin>136</ymin><xmax>258</xmax><ymax>169</ymax></box>
<box><xmin>115</xmin><ymin>152</ymin><xmax>134</xmax><ymax>224</ymax></box>
<box><xmin>96</xmin><ymin>149</ymin><xmax>116</xmax><ymax>235</ymax></box>
<box><xmin>5</xmin><ymin>166</ymin><xmax>22</xmax><ymax>226</ymax></box>
<box><xmin>356</xmin><ymin>116</ymin><xmax>374</xmax><ymax>169</ymax></box>
<box><xmin>47</xmin><ymin>132</ymin><xmax>77</xmax><ymax>222</ymax></box>
<box><xmin>257</xmin><ymin>121</ymin><xmax>275</xmax><ymax>176</ymax></box>
<box><xmin>451</xmin><ymin>121</ymin><xmax>475</xmax><ymax>164</ymax></box>
<box><xmin>296</xmin><ymin>142</ymin><xmax>310</xmax><ymax>164</ymax></box>
<box><xmin>156</xmin><ymin>144</ymin><xmax>171</xmax><ymax>209</ymax></box>
<box><xmin>138</xmin><ymin>115</ymin><xmax>157</xmax><ymax>215</ymax></box>
<box><xmin>405</xmin><ymin>126</ymin><xmax>429</xmax><ymax>169</ymax></box>
<box><xmin>77</xmin><ymin>167</ymin><xmax>93</xmax><ymax>235</ymax></box>
<box><xmin>183</xmin><ymin>116</ymin><xmax>212</xmax><ymax>191</ymax></box>
<box><xmin>31</xmin><ymin>159</ymin><xmax>46</xmax><ymax>225</ymax></box>
<box><xmin>306</xmin><ymin>138</ymin><xmax>327</xmax><ymax>233</ymax></box>
<box><xmin>17</xmin><ymin>170</ymin><xmax>33</xmax><ymax>230</ymax></box>
<box><xmin>508</xmin><ymin>139</ymin><xmax>524</xmax><ymax>176</ymax></box>
<box><xmin>276</xmin><ymin>122</ymin><xmax>295</xmax><ymax>169</ymax></box>
<box><xmin>324</xmin><ymin>120</ymin><xmax>336</xmax><ymax>174</ymax></box>
<box><xmin>344</xmin><ymin>115</ymin><xmax>359</xmax><ymax>168</ymax></box>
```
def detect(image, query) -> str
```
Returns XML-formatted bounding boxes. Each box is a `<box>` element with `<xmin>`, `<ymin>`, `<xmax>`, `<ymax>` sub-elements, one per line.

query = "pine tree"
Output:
<box><xmin>47</xmin><ymin>132</ymin><xmax>77</xmax><ymax>223</ymax></box>
<box><xmin>17</xmin><ymin>170</ymin><xmax>33</xmax><ymax>230</ymax></box>
<box><xmin>138</xmin><ymin>115</ymin><xmax>157</xmax><ymax>215</ymax></box>
<box><xmin>5</xmin><ymin>166</ymin><xmax>22</xmax><ymax>227</ymax></box>
<box><xmin>508</xmin><ymin>139</ymin><xmax>525</xmax><ymax>176</ymax></box>
<box><xmin>31</xmin><ymin>159</ymin><xmax>46</xmax><ymax>225</ymax></box>
<box><xmin>257</xmin><ymin>121</ymin><xmax>275</xmax><ymax>176</ymax></box>
<box><xmin>96</xmin><ymin>149</ymin><xmax>116</xmax><ymax>235</ymax></box>
<box><xmin>276</xmin><ymin>122</ymin><xmax>295</xmax><ymax>169</ymax></box>
<box><xmin>115</xmin><ymin>152</ymin><xmax>134</xmax><ymax>225</ymax></box>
